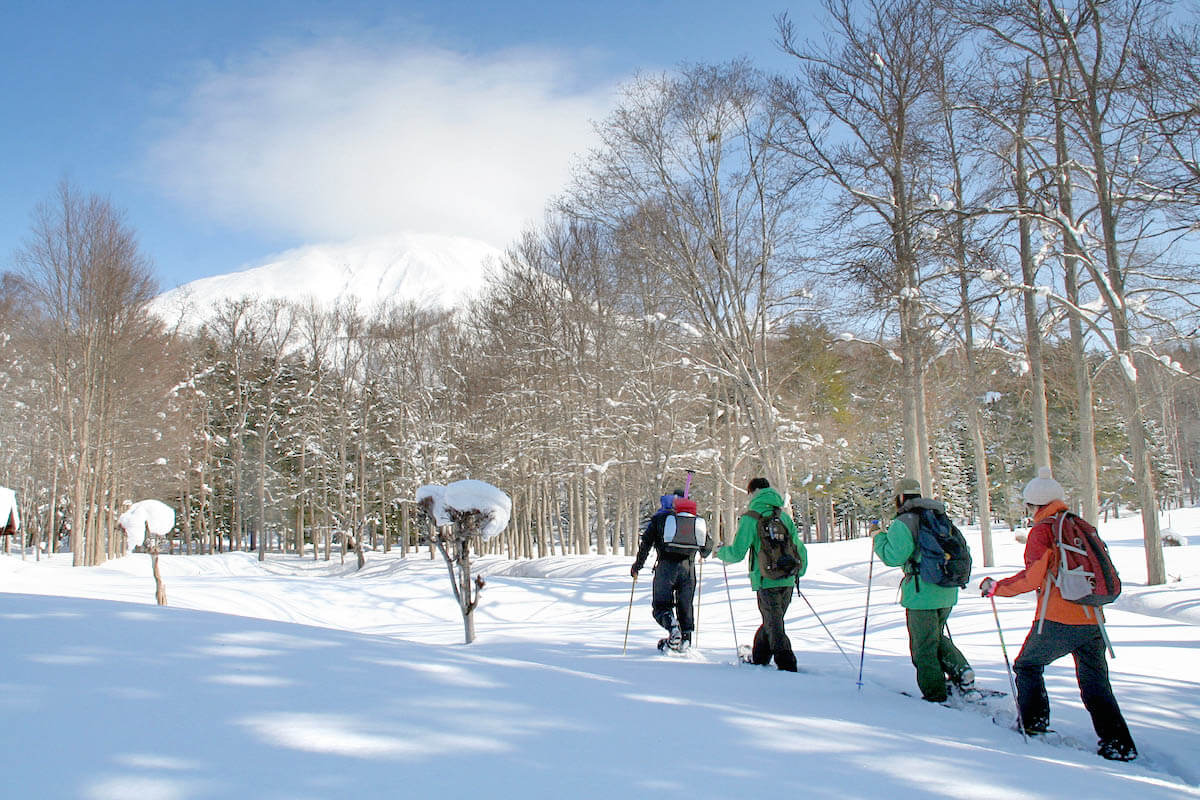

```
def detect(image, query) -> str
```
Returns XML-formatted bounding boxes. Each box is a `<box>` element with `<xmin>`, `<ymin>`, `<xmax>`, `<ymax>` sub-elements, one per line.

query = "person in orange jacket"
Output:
<box><xmin>979</xmin><ymin>467</ymin><xmax>1137</xmax><ymax>762</ymax></box>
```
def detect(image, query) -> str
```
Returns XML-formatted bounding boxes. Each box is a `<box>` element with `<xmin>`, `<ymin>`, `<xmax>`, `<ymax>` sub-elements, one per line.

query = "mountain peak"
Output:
<box><xmin>151</xmin><ymin>232</ymin><xmax>504</xmax><ymax>325</ymax></box>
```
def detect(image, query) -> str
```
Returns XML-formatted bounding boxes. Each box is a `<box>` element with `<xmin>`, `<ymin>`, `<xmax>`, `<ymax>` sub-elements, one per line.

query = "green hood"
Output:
<box><xmin>748</xmin><ymin>487</ymin><xmax>786</xmax><ymax>515</ymax></box>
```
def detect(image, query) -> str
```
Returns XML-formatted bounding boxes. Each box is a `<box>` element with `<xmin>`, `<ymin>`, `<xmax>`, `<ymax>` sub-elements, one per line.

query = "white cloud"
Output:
<box><xmin>145</xmin><ymin>36</ymin><xmax>616</xmax><ymax>249</ymax></box>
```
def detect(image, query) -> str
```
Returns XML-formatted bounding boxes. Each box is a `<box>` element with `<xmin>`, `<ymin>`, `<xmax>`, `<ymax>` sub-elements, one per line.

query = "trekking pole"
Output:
<box><xmin>686</xmin><ymin>469</ymin><xmax>698</xmax><ymax>646</ymax></box>
<box><xmin>990</xmin><ymin>594</ymin><xmax>1028</xmax><ymax>742</ymax></box>
<box><xmin>797</xmin><ymin>583</ymin><xmax>855</xmax><ymax>670</ymax></box>
<box><xmin>622</xmin><ymin>575</ymin><xmax>638</xmax><ymax>655</ymax></box>
<box><xmin>857</xmin><ymin>546</ymin><xmax>875</xmax><ymax>690</ymax></box>
<box><xmin>721</xmin><ymin>560</ymin><xmax>740</xmax><ymax>659</ymax></box>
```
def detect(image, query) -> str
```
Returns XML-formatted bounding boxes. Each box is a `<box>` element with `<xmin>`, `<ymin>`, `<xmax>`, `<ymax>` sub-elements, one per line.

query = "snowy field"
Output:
<box><xmin>2</xmin><ymin>507</ymin><xmax>1198</xmax><ymax>799</ymax></box>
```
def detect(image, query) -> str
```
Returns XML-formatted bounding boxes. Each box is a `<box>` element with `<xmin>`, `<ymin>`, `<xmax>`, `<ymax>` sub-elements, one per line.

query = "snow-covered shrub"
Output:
<box><xmin>417</xmin><ymin>479</ymin><xmax>512</xmax><ymax>643</ymax></box>
<box><xmin>118</xmin><ymin>499</ymin><xmax>176</xmax><ymax>552</ymax></box>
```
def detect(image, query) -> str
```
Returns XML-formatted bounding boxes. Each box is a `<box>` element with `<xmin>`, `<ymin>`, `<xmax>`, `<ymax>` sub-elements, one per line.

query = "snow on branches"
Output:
<box><xmin>417</xmin><ymin>480</ymin><xmax>511</xmax><ymax>541</ymax></box>
<box><xmin>117</xmin><ymin>499</ymin><xmax>176</xmax><ymax>552</ymax></box>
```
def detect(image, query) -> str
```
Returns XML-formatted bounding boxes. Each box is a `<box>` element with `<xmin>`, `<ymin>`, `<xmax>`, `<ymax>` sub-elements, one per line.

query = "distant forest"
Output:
<box><xmin>2</xmin><ymin>0</ymin><xmax>1197</xmax><ymax>585</ymax></box>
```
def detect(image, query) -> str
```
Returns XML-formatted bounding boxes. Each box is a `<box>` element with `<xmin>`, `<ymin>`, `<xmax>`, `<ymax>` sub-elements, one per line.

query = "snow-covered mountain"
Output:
<box><xmin>151</xmin><ymin>232</ymin><xmax>505</xmax><ymax>326</ymax></box>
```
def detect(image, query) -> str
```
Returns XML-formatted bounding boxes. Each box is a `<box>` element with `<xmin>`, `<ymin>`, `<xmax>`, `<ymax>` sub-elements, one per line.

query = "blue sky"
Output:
<box><xmin>1</xmin><ymin>1</ymin><xmax>820</xmax><ymax>291</ymax></box>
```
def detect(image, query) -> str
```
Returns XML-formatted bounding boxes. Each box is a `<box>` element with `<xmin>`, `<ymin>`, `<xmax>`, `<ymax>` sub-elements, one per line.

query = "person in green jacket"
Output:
<box><xmin>716</xmin><ymin>477</ymin><xmax>807</xmax><ymax>671</ymax></box>
<box><xmin>873</xmin><ymin>477</ymin><xmax>974</xmax><ymax>702</ymax></box>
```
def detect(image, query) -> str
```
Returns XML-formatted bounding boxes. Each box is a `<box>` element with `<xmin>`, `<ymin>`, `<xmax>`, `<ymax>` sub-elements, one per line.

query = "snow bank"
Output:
<box><xmin>117</xmin><ymin>500</ymin><xmax>176</xmax><ymax>550</ymax></box>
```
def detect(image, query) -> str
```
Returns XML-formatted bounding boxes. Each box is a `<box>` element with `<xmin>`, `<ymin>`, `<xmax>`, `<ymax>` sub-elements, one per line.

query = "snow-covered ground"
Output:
<box><xmin>2</xmin><ymin>508</ymin><xmax>1198</xmax><ymax>799</ymax></box>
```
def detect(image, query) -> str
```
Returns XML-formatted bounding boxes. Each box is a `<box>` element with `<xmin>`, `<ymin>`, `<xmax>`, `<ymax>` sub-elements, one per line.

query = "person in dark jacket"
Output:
<box><xmin>979</xmin><ymin>467</ymin><xmax>1137</xmax><ymax>761</ymax></box>
<box><xmin>715</xmin><ymin>478</ymin><xmax>807</xmax><ymax>671</ymax></box>
<box><xmin>632</xmin><ymin>490</ymin><xmax>711</xmax><ymax>651</ymax></box>
<box><xmin>873</xmin><ymin>478</ymin><xmax>974</xmax><ymax>702</ymax></box>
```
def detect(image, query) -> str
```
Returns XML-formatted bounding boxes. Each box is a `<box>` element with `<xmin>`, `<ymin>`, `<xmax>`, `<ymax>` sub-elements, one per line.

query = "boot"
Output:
<box><xmin>668</xmin><ymin>624</ymin><xmax>682</xmax><ymax>650</ymax></box>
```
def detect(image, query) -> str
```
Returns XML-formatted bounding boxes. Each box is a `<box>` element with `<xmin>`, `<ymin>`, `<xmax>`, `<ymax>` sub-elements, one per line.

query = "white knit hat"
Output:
<box><xmin>1022</xmin><ymin>466</ymin><xmax>1065</xmax><ymax>506</ymax></box>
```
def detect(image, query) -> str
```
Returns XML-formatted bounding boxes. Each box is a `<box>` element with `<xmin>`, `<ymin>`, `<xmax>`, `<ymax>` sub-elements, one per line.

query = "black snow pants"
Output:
<box><xmin>651</xmin><ymin>558</ymin><xmax>696</xmax><ymax>635</ymax></box>
<box><xmin>1013</xmin><ymin>620</ymin><xmax>1136</xmax><ymax>753</ymax></box>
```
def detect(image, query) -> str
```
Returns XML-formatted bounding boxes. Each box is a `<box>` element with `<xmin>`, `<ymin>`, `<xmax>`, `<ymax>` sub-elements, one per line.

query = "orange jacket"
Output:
<box><xmin>993</xmin><ymin>500</ymin><xmax>1096</xmax><ymax>626</ymax></box>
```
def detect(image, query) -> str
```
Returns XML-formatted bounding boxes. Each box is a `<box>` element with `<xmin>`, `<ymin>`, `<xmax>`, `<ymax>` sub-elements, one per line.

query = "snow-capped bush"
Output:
<box><xmin>117</xmin><ymin>500</ymin><xmax>176</xmax><ymax>551</ymax></box>
<box><xmin>418</xmin><ymin>480</ymin><xmax>511</xmax><ymax>540</ymax></box>
<box><xmin>1162</xmin><ymin>530</ymin><xmax>1185</xmax><ymax>547</ymax></box>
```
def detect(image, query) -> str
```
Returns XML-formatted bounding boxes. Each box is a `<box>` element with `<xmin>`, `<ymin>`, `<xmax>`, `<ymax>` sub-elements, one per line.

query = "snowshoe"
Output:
<box><xmin>1098</xmin><ymin>740</ymin><xmax>1138</xmax><ymax>762</ymax></box>
<box><xmin>949</xmin><ymin>681</ymin><xmax>1006</xmax><ymax>704</ymax></box>
<box><xmin>668</xmin><ymin>625</ymin><xmax>682</xmax><ymax>650</ymax></box>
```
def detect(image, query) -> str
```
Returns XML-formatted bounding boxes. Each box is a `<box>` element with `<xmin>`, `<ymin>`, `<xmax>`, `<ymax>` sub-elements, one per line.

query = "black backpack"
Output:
<box><xmin>747</xmin><ymin>507</ymin><xmax>801</xmax><ymax>580</ymax></box>
<box><xmin>907</xmin><ymin>507</ymin><xmax>972</xmax><ymax>589</ymax></box>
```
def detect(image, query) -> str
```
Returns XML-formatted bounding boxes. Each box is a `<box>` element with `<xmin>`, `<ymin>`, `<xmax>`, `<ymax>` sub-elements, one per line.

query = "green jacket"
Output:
<box><xmin>716</xmin><ymin>488</ymin><xmax>807</xmax><ymax>590</ymax></box>
<box><xmin>872</xmin><ymin>497</ymin><xmax>960</xmax><ymax>610</ymax></box>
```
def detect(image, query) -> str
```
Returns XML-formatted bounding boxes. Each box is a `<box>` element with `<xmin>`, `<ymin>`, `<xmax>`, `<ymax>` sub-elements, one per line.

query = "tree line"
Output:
<box><xmin>2</xmin><ymin>0</ymin><xmax>1197</xmax><ymax>584</ymax></box>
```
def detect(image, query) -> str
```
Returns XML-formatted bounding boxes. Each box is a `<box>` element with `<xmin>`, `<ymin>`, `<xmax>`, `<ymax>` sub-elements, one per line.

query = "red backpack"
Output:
<box><xmin>1050</xmin><ymin>512</ymin><xmax>1121</xmax><ymax>606</ymax></box>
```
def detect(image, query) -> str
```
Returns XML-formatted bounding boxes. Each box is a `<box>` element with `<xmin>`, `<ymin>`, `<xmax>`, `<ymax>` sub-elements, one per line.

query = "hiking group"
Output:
<box><xmin>631</xmin><ymin>468</ymin><xmax>1137</xmax><ymax>762</ymax></box>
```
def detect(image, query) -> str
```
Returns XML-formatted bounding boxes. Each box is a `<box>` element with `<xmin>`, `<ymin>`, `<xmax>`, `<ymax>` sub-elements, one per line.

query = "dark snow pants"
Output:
<box><xmin>651</xmin><ymin>558</ymin><xmax>696</xmax><ymax>635</ymax></box>
<box><xmin>906</xmin><ymin>607</ymin><xmax>971</xmax><ymax>702</ymax></box>
<box><xmin>1013</xmin><ymin>620</ymin><xmax>1136</xmax><ymax>751</ymax></box>
<box><xmin>751</xmin><ymin>585</ymin><xmax>797</xmax><ymax>671</ymax></box>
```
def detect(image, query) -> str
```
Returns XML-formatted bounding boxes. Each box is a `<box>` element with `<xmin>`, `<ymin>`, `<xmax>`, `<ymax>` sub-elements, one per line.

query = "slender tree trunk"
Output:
<box><xmin>595</xmin><ymin>467</ymin><xmax>608</xmax><ymax>556</ymax></box>
<box><xmin>1054</xmin><ymin>94</ymin><xmax>1100</xmax><ymax>523</ymax></box>
<box><xmin>150</xmin><ymin>537</ymin><xmax>167</xmax><ymax>606</ymax></box>
<box><xmin>258</xmin><ymin>427</ymin><xmax>268</xmax><ymax>562</ymax></box>
<box><xmin>1015</xmin><ymin>88</ymin><xmax>1052</xmax><ymax>471</ymax></box>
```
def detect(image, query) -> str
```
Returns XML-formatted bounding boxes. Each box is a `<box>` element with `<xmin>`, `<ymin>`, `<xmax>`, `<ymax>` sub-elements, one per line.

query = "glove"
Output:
<box><xmin>630</xmin><ymin>565</ymin><xmax>640</xmax><ymax>578</ymax></box>
<box><xmin>979</xmin><ymin>577</ymin><xmax>997</xmax><ymax>597</ymax></box>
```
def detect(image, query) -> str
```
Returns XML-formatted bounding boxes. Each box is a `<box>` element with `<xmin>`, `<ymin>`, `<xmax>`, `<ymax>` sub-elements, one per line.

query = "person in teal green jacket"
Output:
<box><xmin>716</xmin><ymin>477</ymin><xmax>807</xmax><ymax>671</ymax></box>
<box><xmin>873</xmin><ymin>478</ymin><xmax>974</xmax><ymax>702</ymax></box>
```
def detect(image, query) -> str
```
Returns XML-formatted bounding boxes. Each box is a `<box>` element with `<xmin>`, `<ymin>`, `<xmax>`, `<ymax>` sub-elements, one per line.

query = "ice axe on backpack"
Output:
<box><xmin>684</xmin><ymin>469</ymin><xmax>695</xmax><ymax>498</ymax></box>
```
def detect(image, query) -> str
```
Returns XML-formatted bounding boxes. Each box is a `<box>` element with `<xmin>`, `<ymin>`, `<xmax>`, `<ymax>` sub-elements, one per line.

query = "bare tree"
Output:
<box><xmin>568</xmin><ymin>60</ymin><xmax>810</xmax><ymax>493</ymax></box>
<box><xmin>14</xmin><ymin>181</ymin><xmax>158</xmax><ymax>566</ymax></box>
<box><xmin>777</xmin><ymin>0</ymin><xmax>956</xmax><ymax>493</ymax></box>
<box><xmin>957</xmin><ymin>0</ymin><xmax>1200</xmax><ymax>584</ymax></box>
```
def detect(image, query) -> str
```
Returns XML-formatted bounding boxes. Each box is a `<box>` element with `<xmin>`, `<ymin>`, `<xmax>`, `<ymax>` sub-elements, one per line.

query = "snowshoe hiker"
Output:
<box><xmin>873</xmin><ymin>478</ymin><xmax>975</xmax><ymax>703</ymax></box>
<box><xmin>632</xmin><ymin>490</ymin><xmax>711</xmax><ymax>652</ymax></box>
<box><xmin>980</xmin><ymin>467</ymin><xmax>1137</xmax><ymax>762</ymax></box>
<box><xmin>715</xmin><ymin>478</ymin><xmax>807</xmax><ymax>671</ymax></box>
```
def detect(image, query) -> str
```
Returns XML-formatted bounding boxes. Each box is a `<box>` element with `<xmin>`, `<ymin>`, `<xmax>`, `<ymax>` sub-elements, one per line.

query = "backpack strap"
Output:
<box><xmin>743</xmin><ymin>510</ymin><xmax>764</xmax><ymax>572</ymax></box>
<box><xmin>1036</xmin><ymin>512</ymin><xmax>1066</xmax><ymax>634</ymax></box>
<box><xmin>898</xmin><ymin>509</ymin><xmax>922</xmax><ymax>590</ymax></box>
<box><xmin>1096</xmin><ymin>606</ymin><xmax>1116</xmax><ymax>658</ymax></box>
